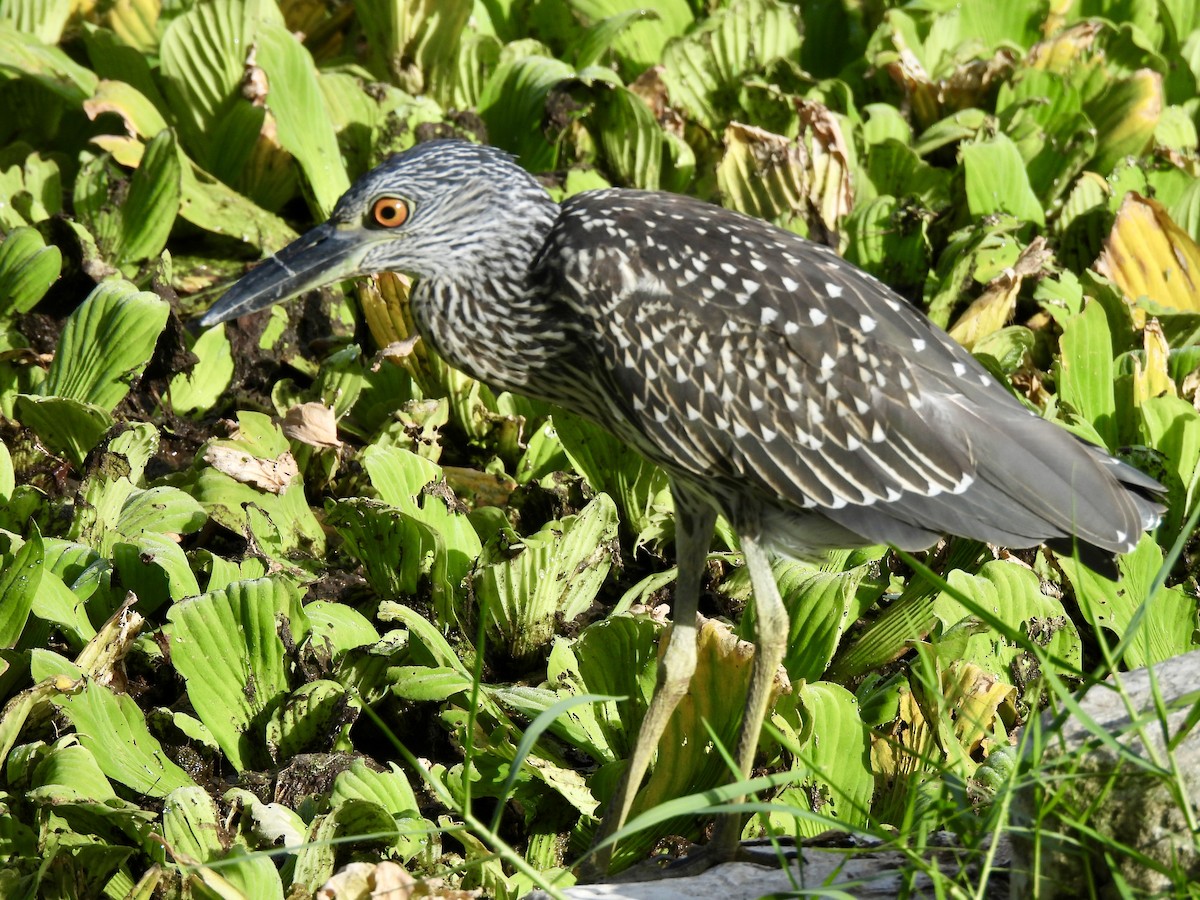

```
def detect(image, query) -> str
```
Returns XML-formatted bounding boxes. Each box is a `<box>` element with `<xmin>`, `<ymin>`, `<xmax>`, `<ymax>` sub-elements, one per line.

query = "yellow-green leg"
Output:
<box><xmin>581</xmin><ymin>484</ymin><xmax>717</xmax><ymax>879</ymax></box>
<box><xmin>709</xmin><ymin>533</ymin><xmax>789</xmax><ymax>860</ymax></box>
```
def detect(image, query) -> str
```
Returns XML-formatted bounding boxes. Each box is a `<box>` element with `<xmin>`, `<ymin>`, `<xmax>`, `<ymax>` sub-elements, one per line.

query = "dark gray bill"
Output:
<box><xmin>198</xmin><ymin>223</ymin><xmax>368</xmax><ymax>327</ymax></box>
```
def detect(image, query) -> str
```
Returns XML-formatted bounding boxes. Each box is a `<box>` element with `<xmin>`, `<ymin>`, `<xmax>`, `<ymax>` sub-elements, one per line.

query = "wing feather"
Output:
<box><xmin>536</xmin><ymin>189</ymin><xmax>1159</xmax><ymax>556</ymax></box>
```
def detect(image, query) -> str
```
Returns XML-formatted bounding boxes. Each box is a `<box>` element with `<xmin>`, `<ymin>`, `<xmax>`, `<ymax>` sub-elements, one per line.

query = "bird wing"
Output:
<box><xmin>539</xmin><ymin>189</ymin><xmax>1151</xmax><ymax>554</ymax></box>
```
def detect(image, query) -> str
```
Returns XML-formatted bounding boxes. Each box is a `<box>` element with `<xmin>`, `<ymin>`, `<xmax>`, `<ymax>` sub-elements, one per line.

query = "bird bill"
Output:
<box><xmin>198</xmin><ymin>223</ymin><xmax>368</xmax><ymax>327</ymax></box>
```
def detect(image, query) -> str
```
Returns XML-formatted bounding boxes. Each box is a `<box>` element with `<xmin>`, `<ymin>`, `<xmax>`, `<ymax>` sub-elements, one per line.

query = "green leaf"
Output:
<box><xmin>630</xmin><ymin>620</ymin><xmax>758</xmax><ymax>849</ymax></box>
<box><xmin>361</xmin><ymin>445</ymin><xmax>482</xmax><ymax>597</ymax></box>
<box><xmin>586</xmin><ymin>82</ymin><xmax>664</xmax><ymax>191</ymax></box>
<box><xmin>554</xmin><ymin>413</ymin><xmax>674</xmax><ymax>550</ymax></box>
<box><xmin>31</xmin><ymin>744</ymin><xmax>116</xmax><ymax>802</ymax></box>
<box><xmin>163</xmin><ymin>786</ymin><xmax>225</xmax><ymax>861</ymax></box>
<box><xmin>827</xmin><ymin>541</ymin><xmax>989</xmax><ymax>681</ymax></box>
<box><xmin>478</xmin><ymin>51</ymin><xmax>574</xmax><ymax>172</ymax></box>
<box><xmin>159</xmin><ymin>0</ymin><xmax>260</xmax><ymax>170</ymax></box>
<box><xmin>30</xmin><ymin>566</ymin><xmax>97</xmax><ymax>649</ymax></box>
<box><xmin>2</xmin><ymin>0</ymin><xmax>71</xmax><ymax>44</ymax></box>
<box><xmin>181</xmin><ymin>158</ymin><xmax>299</xmax><ymax>250</ymax></box>
<box><xmin>1056</xmin><ymin>299</ymin><xmax>1118</xmax><ymax>448</ymax></box>
<box><xmin>68</xmin><ymin>423</ymin><xmax>166</xmax><ymax>552</ymax></box>
<box><xmin>1138</xmin><ymin>394</ymin><xmax>1200</xmax><ymax>549</ymax></box>
<box><xmin>117</xmin><ymin>486</ymin><xmax>207</xmax><ymax>541</ymax></box>
<box><xmin>997</xmin><ymin>71</ymin><xmax>1096</xmax><ymax>203</ymax></box>
<box><xmin>224</xmin><ymin>787</ymin><xmax>306</xmax><ymax>853</ymax></box>
<box><xmin>11</xmin><ymin>395</ymin><xmax>112</xmax><ymax>468</ymax></box>
<box><xmin>41</xmin><ymin>280</ymin><xmax>170</xmax><ymax>411</ymax></box>
<box><xmin>168</xmin><ymin>328</ymin><xmax>235</xmax><ymax>417</ymax></box>
<box><xmin>1055</xmin><ymin>173</ymin><xmax>1112</xmax><ymax>273</ymax></box>
<box><xmin>388</xmin><ymin>665</ymin><xmax>474</xmax><ymax>702</ymax></box>
<box><xmin>1087</xmin><ymin>68</ymin><xmax>1162</xmax><ymax>175</ymax></box>
<box><xmin>913</xmin><ymin>108</ymin><xmax>988</xmax><ymax>156</ymax></box>
<box><xmin>543</xmin><ymin>615</ymin><xmax>661</xmax><ymax>763</ymax></box>
<box><xmin>0</xmin><ymin>21</ymin><xmax>97</xmax><ymax>102</ymax></box>
<box><xmin>166</xmin><ymin>578</ymin><xmax>307</xmax><ymax>771</ymax></box>
<box><xmin>844</xmin><ymin>194</ymin><xmax>933</xmax><ymax>291</ymax></box>
<box><xmin>960</xmin><ymin>133</ymin><xmax>1046</xmax><ymax>226</ymax></box>
<box><xmin>73</xmin><ymin>132</ymin><xmax>181</xmax><ymax>268</ymax></box>
<box><xmin>0</xmin><ymin>438</ymin><xmax>13</xmax><ymax>501</ymax></box>
<box><xmin>514</xmin><ymin>416</ymin><xmax>569</xmax><ymax>485</ymax></box>
<box><xmin>325</xmin><ymin>498</ymin><xmax>430</xmax><ymax>599</ymax></box>
<box><xmin>862</xmin><ymin>138</ymin><xmax>951</xmax><ymax>205</ymax></box>
<box><xmin>330</xmin><ymin>759</ymin><xmax>420</xmax><ymax>818</ymax></box>
<box><xmin>1059</xmin><ymin>534</ymin><xmax>1199</xmax><ymax>668</ymax></box>
<box><xmin>195</xmin><ymin>412</ymin><xmax>326</xmax><ymax>566</ymax></box>
<box><xmin>51</xmin><ymin>677</ymin><xmax>195</xmax><ymax>797</ymax></box>
<box><xmin>83</xmin><ymin>76</ymin><xmax>298</xmax><ymax>251</ymax></box>
<box><xmin>731</xmin><ymin>556</ymin><xmax>888</xmax><ymax>683</ymax></box>
<box><xmin>660</xmin><ymin>0</ymin><xmax>802</xmax><ymax>131</ymax></box>
<box><xmin>571</xmin><ymin>7</ymin><xmax>661</xmax><ymax>69</ymax></box>
<box><xmin>569</xmin><ymin>0</ymin><xmax>690</xmax><ymax>74</ymax></box>
<box><xmin>862</xmin><ymin>103</ymin><xmax>912</xmax><ymax>146</ymax></box>
<box><xmin>355</xmin><ymin>0</ymin><xmax>472</xmax><ymax>107</ymax></box>
<box><xmin>255</xmin><ymin>23</ymin><xmax>350</xmax><ymax>217</ymax></box>
<box><xmin>265</xmin><ymin>680</ymin><xmax>356</xmax><ymax>763</ymax></box>
<box><xmin>305</xmin><ymin>601</ymin><xmax>380</xmax><ymax>657</ymax></box>
<box><xmin>475</xmin><ymin>493</ymin><xmax>619</xmax><ymax>662</ymax></box>
<box><xmin>931</xmin><ymin>561</ymin><xmax>1082</xmax><ymax>681</ymax></box>
<box><xmin>716</xmin><ymin>123</ymin><xmax>805</xmax><ymax>227</ymax></box>
<box><xmin>164</xmin><ymin>787</ymin><xmax>284</xmax><ymax>898</ymax></box>
<box><xmin>118</xmin><ymin>129</ymin><xmax>182</xmax><ymax>264</ymax></box>
<box><xmin>112</xmin><ymin>533</ymin><xmax>201</xmax><ymax>611</ymax></box>
<box><xmin>1166</xmin><ymin>176</ymin><xmax>1200</xmax><ymax>244</ymax></box>
<box><xmin>750</xmin><ymin>682</ymin><xmax>873</xmax><ymax>839</ymax></box>
<box><xmin>291</xmin><ymin>800</ymin><xmax>404</xmax><ymax>893</ymax></box>
<box><xmin>0</xmin><ymin>226</ymin><xmax>61</xmax><ymax>319</ymax></box>
<box><xmin>377</xmin><ymin>601</ymin><xmax>470</xmax><ymax>674</ymax></box>
<box><xmin>0</xmin><ymin>527</ymin><xmax>43</xmax><ymax>649</ymax></box>
<box><xmin>973</xmin><ymin>325</ymin><xmax>1036</xmax><ymax>374</ymax></box>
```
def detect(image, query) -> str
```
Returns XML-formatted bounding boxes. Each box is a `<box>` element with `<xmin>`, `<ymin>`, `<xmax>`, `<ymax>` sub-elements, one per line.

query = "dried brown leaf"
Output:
<box><xmin>203</xmin><ymin>445</ymin><xmax>299</xmax><ymax>493</ymax></box>
<box><xmin>280</xmin><ymin>402</ymin><xmax>342</xmax><ymax>449</ymax></box>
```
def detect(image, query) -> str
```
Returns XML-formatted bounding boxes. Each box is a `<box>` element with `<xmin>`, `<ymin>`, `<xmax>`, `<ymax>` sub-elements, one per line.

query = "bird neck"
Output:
<box><xmin>410</xmin><ymin>198</ymin><xmax>567</xmax><ymax>396</ymax></box>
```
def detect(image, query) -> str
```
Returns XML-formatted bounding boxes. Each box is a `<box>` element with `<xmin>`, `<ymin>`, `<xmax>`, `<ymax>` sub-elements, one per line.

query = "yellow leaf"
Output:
<box><xmin>942</xmin><ymin>661</ymin><xmax>1015</xmax><ymax>756</ymax></box>
<box><xmin>950</xmin><ymin>237</ymin><xmax>1051</xmax><ymax>349</ymax></box>
<box><xmin>359</xmin><ymin>272</ymin><xmax>417</xmax><ymax>354</ymax></box>
<box><xmin>798</xmin><ymin>100</ymin><xmax>854</xmax><ymax>239</ymax></box>
<box><xmin>1028</xmin><ymin>21</ymin><xmax>1103</xmax><ymax>73</ymax></box>
<box><xmin>637</xmin><ymin>616</ymin><xmax>783</xmax><ymax>814</ymax></box>
<box><xmin>716</xmin><ymin>123</ymin><xmax>807</xmax><ymax>225</ymax></box>
<box><xmin>1094</xmin><ymin>192</ymin><xmax>1200</xmax><ymax>327</ymax></box>
<box><xmin>106</xmin><ymin>0</ymin><xmax>160</xmax><ymax>53</ymax></box>
<box><xmin>84</xmin><ymin>80</ymin><xmax>168</xmax><ymax>139</ymax></box>
<box><xmin>1133</xmin><ymin>318</ymin><xmax>1177</xmax><ymax>404</ymax></box>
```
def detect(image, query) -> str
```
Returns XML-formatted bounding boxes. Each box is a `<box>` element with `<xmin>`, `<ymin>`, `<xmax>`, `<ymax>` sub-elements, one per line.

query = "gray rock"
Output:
<box><xmin>527</xmin><ymin>834</ymin><xmax>1009</xmax><ymax>899</ymax></box>
<box><xmin>1009</xmin><ymin>648</ymin><xmax>1200</xmax><ymax>898</ymax></box>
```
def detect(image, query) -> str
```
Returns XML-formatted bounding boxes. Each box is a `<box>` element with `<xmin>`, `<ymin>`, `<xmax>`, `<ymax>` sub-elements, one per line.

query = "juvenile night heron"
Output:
<box><xmin>200</xmin><ymin>139</ymin><xmax>1161</xmax><ymax>875</ymax></box>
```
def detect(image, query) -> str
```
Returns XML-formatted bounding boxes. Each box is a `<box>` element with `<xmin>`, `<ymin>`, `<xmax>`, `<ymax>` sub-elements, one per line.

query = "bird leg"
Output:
<box><xmin>582</xmin><ymin>487</ymin><xmax>716</xmax><ymax>879</ymax></box>
<box><xmin>708</xmin><ymin>534</ymin><xmax>788</xmax><ymax>862</ymax></box>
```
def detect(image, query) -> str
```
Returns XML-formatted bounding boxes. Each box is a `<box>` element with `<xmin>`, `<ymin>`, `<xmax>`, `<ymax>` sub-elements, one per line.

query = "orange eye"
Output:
<box><xmin>371</xmin><ymin>197</ymin><xmax>409</xmax><ymax>228</ymax></box>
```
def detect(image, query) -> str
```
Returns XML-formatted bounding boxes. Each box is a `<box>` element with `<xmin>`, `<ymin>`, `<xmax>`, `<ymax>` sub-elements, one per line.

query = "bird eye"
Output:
<box><xmin>371</xmin><ymin>197</ymin><xmax>409</xmax><ymax>228</ymax></box>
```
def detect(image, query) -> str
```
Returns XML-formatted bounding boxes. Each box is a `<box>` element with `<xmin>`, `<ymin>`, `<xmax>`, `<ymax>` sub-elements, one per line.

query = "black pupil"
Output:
<box><xmin>380</xmin><ymin>203</ymin><xmax>397</xmax><ymax>220</ymax></box>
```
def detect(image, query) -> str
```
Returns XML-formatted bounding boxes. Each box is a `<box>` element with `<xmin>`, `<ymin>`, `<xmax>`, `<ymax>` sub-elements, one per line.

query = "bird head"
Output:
<box><xmin>198</xmin><ymin>139</ymin><xmax>556</xmax><ymax>328</ymax></box>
